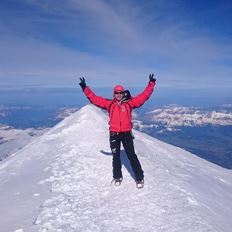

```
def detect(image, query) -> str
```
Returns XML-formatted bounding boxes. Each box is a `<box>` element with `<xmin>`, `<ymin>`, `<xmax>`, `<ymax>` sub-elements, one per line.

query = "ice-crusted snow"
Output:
<box><xmin>0</xmin><ymin>105</ymin><xmax>232</xmax><ymax>232</ymax></box>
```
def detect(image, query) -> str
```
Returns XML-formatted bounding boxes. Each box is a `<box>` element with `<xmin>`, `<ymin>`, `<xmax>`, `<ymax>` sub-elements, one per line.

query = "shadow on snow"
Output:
<box><xmin>100</xmin><ymin>150</ymin><xmax>136</xmax><ymax>181</ymax></box>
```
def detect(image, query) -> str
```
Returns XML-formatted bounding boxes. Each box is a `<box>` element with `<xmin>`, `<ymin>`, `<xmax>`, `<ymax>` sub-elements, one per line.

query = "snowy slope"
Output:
<box><xmin>0</xmin><ymin>105</ymin><xmax>231</xmax><ymax>232</ymax></box>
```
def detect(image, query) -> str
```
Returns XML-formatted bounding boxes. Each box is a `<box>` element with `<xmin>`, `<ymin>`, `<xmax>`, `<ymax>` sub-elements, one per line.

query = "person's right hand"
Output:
<box><xmin>79</xmin><ymin>77</ymin><xmax>87</xmax><ymax>90</ymax></box>
<box><xmin>149</xmin><ymin>74</ymin><xmax>156</xmax><ymax>83</ymax></box>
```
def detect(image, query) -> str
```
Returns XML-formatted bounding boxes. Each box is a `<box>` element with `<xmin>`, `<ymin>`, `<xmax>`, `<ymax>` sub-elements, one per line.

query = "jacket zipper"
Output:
<box><xmin>118</xmin><ymin>102</ymin><xmax>122</xmax><ymax>131</ymax></box>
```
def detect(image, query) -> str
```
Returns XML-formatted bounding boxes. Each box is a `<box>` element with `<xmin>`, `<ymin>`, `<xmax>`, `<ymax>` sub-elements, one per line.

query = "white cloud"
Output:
<box><xmin>0</xmin><ymin>35</ymin><xmax>152</xmax><ymax>87</ymax></box>
<box><xmin>0</xmin><ymin>0</ymin><xmax>232</xmax><ymax>88</ymax></box>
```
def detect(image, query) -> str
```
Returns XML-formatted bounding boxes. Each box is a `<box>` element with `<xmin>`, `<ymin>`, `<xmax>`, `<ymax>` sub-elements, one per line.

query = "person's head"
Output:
<box><xmin>114</xmin><ymin>85</ymin><xmax>124</xmax><ymax>101</ymax></box>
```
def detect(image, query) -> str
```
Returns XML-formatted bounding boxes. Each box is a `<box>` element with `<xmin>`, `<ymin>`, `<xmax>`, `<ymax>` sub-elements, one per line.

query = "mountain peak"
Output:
<box><xmin>0</xmin><ymin>105</ymin><xmax>232</xmax><ymax>232</ymax></box>
<box><xmin>51</xmin><ymin>104</ymin><xmax>108</xmax><ymax>131</ymax></box>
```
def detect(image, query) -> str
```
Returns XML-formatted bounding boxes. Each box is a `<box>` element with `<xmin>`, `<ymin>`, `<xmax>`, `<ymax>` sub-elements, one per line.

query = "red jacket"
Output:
<box><xmin>83</xmin><ymin>81</ymin><xmax>155</xmax><ymax>132</ymax></box>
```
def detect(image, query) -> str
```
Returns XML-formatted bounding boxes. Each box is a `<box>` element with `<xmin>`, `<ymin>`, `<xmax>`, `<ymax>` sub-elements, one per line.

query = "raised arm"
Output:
<box><xmin>129</xmin><ymin>74</ymin><xmax>156</xmax><ymax>109</ymax></box>
<box><xmin>79</xmin><ymin>77</ymin><xmax>112</xmax><ymax>110</ymax></box>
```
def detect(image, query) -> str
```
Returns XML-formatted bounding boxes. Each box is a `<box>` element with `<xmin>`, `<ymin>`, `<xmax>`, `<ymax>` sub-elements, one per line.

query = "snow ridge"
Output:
<box><xmin>0</xmin><ymin>105</ymin><xmax>232</xmax><ymax>232</ymax></box>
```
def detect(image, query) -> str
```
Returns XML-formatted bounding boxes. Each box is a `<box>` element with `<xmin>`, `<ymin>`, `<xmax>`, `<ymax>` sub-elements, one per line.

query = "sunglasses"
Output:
<box><xmin>114</xmin><ymin>91</ymin><xmax>124</xmax><ymax>95</ymax></box>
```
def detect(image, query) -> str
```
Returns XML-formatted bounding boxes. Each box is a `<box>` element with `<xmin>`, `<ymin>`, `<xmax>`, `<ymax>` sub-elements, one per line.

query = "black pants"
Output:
<box><xmin>109</xmin><ymin>131</ymin><xmax>144</xmax><ymax>181</ymax></box>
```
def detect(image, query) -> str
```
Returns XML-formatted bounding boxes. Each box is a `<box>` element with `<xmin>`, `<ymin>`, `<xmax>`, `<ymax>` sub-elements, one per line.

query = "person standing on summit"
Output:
<box><xmin>79</xmin><ymin>74</ymin><xmax>156</xmax><ymax>188</ymax></box>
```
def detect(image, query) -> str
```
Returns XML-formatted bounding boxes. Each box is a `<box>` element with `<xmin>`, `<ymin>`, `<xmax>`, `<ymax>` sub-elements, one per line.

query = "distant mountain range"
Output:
<box><xmin>133</xmin><ymin>104</ymin><xmax>232</xmax><ymax>132</ymax></box>
<box><xmin>0</xmin><ymin>125</ymin><xmax>47</xmax><ymax>161</ymax></box>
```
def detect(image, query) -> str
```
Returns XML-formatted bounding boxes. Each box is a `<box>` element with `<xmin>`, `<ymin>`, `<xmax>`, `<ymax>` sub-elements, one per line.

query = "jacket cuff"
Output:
<box><xmin>83</xmin><ymin>86</ymin><xmax>90</xmax><ymax>94</ymax></box>
<box><xmin>149</xmin><ymin>80</ymin><xmax>156</xmax><ymax>86</ymax></box>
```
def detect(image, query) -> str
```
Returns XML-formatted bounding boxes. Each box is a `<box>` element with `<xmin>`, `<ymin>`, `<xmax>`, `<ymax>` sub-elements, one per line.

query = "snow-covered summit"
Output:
<box><xmin>0</xmin><ymin>105</ymin><xmax>232</xmax><ymax>232</ymax></box>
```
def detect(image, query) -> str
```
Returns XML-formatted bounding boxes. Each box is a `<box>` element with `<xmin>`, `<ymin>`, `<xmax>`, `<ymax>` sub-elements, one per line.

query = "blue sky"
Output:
<box><xmin>0</xmin><ymin>0</ymin><xmax>232</xmax><ymax>89</ymax></box>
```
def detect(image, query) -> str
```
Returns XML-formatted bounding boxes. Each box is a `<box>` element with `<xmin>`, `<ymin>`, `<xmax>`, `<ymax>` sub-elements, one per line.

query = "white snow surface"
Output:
<box><xmin>0</xmin><ymin>105</ymin><xmax>232</xmax><ymax>232</ymax></box>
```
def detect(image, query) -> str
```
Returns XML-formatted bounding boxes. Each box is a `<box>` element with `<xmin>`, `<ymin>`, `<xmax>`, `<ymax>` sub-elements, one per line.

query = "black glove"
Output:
<box><xmin>149</xmin><ymin>73</ymin><xmax>156</xmax><ymax>83</ymax></box>
<box><xmin>79</xmin><ymin>77</ymin><xmax>87</xmax><ymax>90</ymax></box>
<box><xmin>122</xmin><ymin>90</ymin><xmax>131</xmax><ymax>102</ymax></box>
